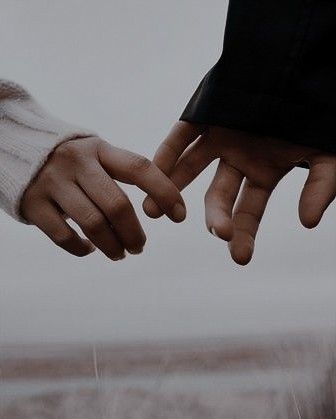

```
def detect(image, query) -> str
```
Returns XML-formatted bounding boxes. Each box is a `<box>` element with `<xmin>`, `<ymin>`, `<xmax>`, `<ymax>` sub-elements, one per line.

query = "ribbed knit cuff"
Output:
<box><xmin>0</xmin><ymin>80</ymin><xmax>96</xmax><ymax>222</ymax></box>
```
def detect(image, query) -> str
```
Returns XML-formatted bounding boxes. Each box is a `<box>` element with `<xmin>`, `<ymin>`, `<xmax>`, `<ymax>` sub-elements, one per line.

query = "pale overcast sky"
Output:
<box><xmin>0</xmin><ymin>0</ymin><xmax>335</xmax><ymax>344</ymax></box>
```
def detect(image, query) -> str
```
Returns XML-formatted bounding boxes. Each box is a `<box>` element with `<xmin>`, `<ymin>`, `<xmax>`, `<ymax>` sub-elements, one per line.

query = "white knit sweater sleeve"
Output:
<box><xmin>0</xmin><ymin>80</ymin><xmax>96</xmax><ymax>222</ymax></box>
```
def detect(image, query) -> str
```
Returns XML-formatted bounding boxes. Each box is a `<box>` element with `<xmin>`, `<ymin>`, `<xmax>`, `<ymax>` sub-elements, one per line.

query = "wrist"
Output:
<box><xmin>0</xmin><ymin>80</ymin><xmax>96</xmax><ymax>222</ymax></box>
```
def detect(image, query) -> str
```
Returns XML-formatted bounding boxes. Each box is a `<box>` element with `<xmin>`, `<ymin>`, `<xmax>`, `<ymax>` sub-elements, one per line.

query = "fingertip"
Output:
<box><xmin>110</xmin><ymin>251</ymin><xmax>126</xmax><ymax>262</ymax></box>
<box><xmin>142</xmin><ymin>197</ymin><xmax>164</xmax><ymax>219</ymax></box>
<box><xmin>128</xmin><ymin>247</ymin><xmax>144</xmax><ymax>255</ymax></box>
<box><xmin>171</xmin><ymin>202</ymin><xmax>187</xmax><ymax>223</ymax></box>
<box><xmin>75</xmin><ymin>240</ymin><xmax>96</xmax><ymax>257</ymax></box>
<box><xmin>231</xmin><ymin>250</ymin><xmax>253</xmax><ymax>266</ymax></box>
<box><xmin>298</xmin><ymin>199</ymin><xmax>322</xmax><ymax>229</ymax></box>
<box><xmin>72</xmin><ymin>245</ymin><xmax>96</xmax><ymax>258</ymax></box>
<box><xmin>229</xmin><ymin>240</ymin><xmax>254</xmax><ymax>266</ymax></box>
<box><xmin>299</xmin><ymin>211</ymin><xmax>321</xmax><ymax>229</ymax></box>
<box><xmin>127</xmin><ymin>235</ymin><xmax>147</xmax><ymax>255</ymax></box>
<box><xmin>85</xmin><ymin>240</ymin><xmax>96</xmax><ymax>252</ymax></box>
<box><xmin>299</xmin><ymin>156</ymin><xmax>336</xmax><ymax>229</ymax></box>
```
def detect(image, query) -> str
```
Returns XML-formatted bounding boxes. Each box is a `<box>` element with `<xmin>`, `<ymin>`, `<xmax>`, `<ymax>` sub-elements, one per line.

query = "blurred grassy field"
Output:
<box><xmin>0</xmin><ymin>333</ymin><xmax>332</xmax><ymax>418</ymax></box>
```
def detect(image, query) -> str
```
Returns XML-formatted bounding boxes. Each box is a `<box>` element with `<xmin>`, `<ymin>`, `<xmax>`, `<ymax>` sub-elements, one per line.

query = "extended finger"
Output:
<box><xmin>27</xmin><ymin>200</ymin><xmax>96</xmax><ymax>257</ymax></box>
<box><xmin>98</xmin><ymin>142</ymin><xmax>187</xmax><ymax>223</ymax></box>
<box><xmin>205</xmin><ymin>160</ymin><xmax>244</xmax><ymax>242</ymax></box>
<box><xmin>229</xmin><ymin>180</ymin><xmax>274</xmax><ymax>265</ymax></box>
<box><xmin>299</xmin><ymin>155</ymin><xmax>336</xmax><ymax>229</ymax></box>
<box><xmin>142</xmin><ymin>121</ymin><xmax>205</xmax><ymax>217</ymax></box>
<box><xmin>76</xmin><ymin>163</ymin><xmax>146</xmax><ymax>254</ymax></box>
<box><xmin>52</xmin><ymin>185</ymin><xmax>125</xmax><ymax>261</ymax></box>
<box><xmin>144</xmin><ymin>133</ymin><xmax>213</xmax><ymax>218</ymax></box>
<box><xmin>152</xmin><ymin>121</ymin><xmax>205</xmax><ymax>173</ymax></box>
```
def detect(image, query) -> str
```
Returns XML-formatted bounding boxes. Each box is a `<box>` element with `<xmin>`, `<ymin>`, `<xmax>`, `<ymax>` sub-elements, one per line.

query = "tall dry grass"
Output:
<box><xmin>281</xmin><ymin>360</ymin><xmax>336</xmax><ymax>419</ymax></box>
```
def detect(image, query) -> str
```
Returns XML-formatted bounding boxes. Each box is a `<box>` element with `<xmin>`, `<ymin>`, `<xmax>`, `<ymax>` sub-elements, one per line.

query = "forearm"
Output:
<box><xmin>0</xmin><ymin>80</ymin><xmax>95</xmax><ymax>221</ymax></box>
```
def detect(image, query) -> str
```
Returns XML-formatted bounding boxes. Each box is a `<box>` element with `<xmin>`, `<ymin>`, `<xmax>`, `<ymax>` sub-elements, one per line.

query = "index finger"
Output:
<box><xmin>153</xmin><ymin>121</ymin><xmax>205</xmax><ymax>173</ymax></box>
<box><xmin>97</xmin><ymin>142</ymin><xmax>187</xmax><ymax>223</ymax></box>
<box><xmin>143</xmin><ymin>121</ymin><xmax>205</xmax><ymax>217</ymax></box>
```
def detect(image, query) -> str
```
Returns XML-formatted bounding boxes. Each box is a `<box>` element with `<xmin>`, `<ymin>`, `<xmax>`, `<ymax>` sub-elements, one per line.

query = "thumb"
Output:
<box><xmin>143</xmin><ymin>121</ymin><xmax>204</xmax><ymax>218</ymax></box>
<box><xmin>299</xmin><ymin>154</ymin><xmax>336</xmax><ymax>228</ymax></box>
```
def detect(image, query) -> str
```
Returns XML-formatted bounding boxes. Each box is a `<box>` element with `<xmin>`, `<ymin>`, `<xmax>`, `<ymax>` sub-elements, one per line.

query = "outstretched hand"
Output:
<box><xmin>21</xmin><ymin>137</ymin><xmax>186</xmax><ymax>260</ymax></box>
<box><xmin>143</xmin><ymin>122</ymin><xmax>336</xmax><ymax>265</ymax></box>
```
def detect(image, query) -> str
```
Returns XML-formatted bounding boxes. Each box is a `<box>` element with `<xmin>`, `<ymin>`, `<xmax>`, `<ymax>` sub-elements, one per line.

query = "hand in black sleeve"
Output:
<box><xmin>142</xmin><ymin>1</ymin><xmax>336</xmax><ymax>264</ymax></box>
<box><xmin>143</xmin><ymin>122</ymin><xmax>336</xmax><ymax>265</ymax></box>
<box><xmin>143</xmin><ymin>2</ymin><xmax>336</xmax><ymax>264</ymax></box>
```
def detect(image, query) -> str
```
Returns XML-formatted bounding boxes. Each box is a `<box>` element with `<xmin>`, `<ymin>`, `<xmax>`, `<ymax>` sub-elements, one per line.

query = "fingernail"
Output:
<box><xmin>172</xmin><ymin>203</ymin><xmax>186</xmax><ymax>222</ymax></box>
<box><xmin>128</xmin><ymin>247</ymin><xmax>144</xmax><ymax>255</ymax></box>
<box><xmin>211</xmin><ymin>227</ymin><xmax>220</xmax><ymax>238</ymax></box>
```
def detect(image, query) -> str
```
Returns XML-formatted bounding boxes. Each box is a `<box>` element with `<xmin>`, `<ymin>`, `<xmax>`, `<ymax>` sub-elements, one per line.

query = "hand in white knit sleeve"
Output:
<box><xmin>21</xmin><ymin>137</ymin><xmax>186</xmax><ymax>260</ymax></box>
<box><xmin>0</xmin><ymin>79</ymin><xmax>94</xmax><ymax>220</ymax></box>
<box><xmin>0</xmin><ymin>80</ymin><xmax>186</xmax><ymax>260</ymax></box>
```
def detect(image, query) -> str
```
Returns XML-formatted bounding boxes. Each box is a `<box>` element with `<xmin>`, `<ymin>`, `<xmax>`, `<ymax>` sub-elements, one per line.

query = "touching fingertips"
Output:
<box><xmin>144</xmin><ymin>199</ymin><xmax>186</xmax><ymax>222</ymax></box>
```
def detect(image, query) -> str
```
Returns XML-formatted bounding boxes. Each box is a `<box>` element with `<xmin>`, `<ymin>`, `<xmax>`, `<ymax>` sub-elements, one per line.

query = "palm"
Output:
<box><xmin>144</xmin><ymin>122</ymin><xmax>336</xmax><ymax>265</ymax></box>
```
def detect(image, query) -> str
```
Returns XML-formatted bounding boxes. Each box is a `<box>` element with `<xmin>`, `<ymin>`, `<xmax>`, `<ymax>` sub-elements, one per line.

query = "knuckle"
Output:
<box><xmin>97</xmin><ymin>138</ymin><xmax>112</xmax><ymax>152</ymax></box>
<box><xmin>21</xmin><ymin>201</ymin><xmax>44</xmax><ymax>222</ymax></box>
<box><xmin>81</xmin><ymin>211</ymin><xmax>107</xmax><ymax>233</ymax></box>
<box><xmin>129</xmin><ymin>155</ymin><xmax>152</xmax><ymax>172</ymax></box>
<box><xmin>21</xmin><ymin>186</ymin><xmax>41</xmax><ymax>211</ymax></box>
<box><xmin>39</xmin><ymin>166</ymin><xmax>59</xmax><ymax>187</ymax></box>
<box><xmin>82</xmin><ymin>163</ymin><xmax>100</xmax><ymax>179</ymax></box>
<box><xmin>53</xmin><ymin>141</ymin><xmax>81</xmax><ymax>160</ymax></box>
<box><xmin>235</xmin><ymin>209</ymin><xmax>262</xmax><ymax>225</ymax></box>
<box><xmin>53</xmin><ymin>138</ymin><xmax>100</xmax><ymax>166</ymax></box>
<box><xmin>109</xmin><ymin>196</ymin><xmax>132</xmax><ymax>218</ymax></box>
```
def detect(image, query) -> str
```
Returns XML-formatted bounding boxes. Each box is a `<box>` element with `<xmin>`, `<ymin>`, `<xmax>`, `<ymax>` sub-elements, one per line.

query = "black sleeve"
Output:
<box><xmin>181</xmin><ymin>0</ymin><xmax>336</xmax><ymax>154</ymax></box>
